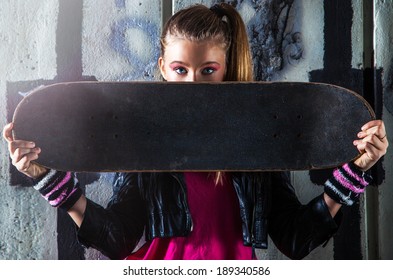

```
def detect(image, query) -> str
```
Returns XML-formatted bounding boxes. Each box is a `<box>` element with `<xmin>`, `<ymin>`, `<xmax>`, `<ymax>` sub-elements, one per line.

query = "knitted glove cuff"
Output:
<box><xmin>324</xmin><ymin>162</ymin><xmax>373</xmax><ymax>206</ymax></box>
<box><xmin>34</xmin><ymin>170</ymin><xmax>82</xmax><ymax>211</ymax></box>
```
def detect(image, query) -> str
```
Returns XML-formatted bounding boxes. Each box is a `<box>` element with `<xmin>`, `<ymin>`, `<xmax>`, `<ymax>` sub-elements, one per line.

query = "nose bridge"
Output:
<box><xmin>186</xmin><ymin>70</ymin><xmax>197</xmax><ymax>82</ymax></box>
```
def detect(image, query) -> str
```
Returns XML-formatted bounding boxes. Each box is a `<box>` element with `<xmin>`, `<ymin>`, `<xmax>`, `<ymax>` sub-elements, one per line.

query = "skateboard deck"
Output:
<box><xmin>12</xmin><ymin>81</ymin><xmax>375</xmax><ymax>172</ymax></box>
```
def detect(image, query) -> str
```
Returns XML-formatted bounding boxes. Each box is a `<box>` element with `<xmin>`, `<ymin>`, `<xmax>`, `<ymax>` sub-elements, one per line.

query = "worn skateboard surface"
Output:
<box><xmin>12</xmin><ymin>81</ymin><xmax>375</xmax><ymax>172</ymax></box>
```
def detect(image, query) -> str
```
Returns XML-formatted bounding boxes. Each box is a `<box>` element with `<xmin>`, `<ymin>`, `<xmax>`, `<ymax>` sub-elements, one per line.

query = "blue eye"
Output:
<box><xmin>202</xmin><ymin>67</ymin><xmax>215</xmax><ymax>75</ymax></box>
<box><xmin>175</xmin><ymin>67</ymin><xmax>187</xmax><ymax>75</ymax></box>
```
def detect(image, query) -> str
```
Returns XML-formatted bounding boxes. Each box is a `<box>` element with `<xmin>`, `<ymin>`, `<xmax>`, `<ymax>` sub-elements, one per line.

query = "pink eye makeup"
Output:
<box><xmin>201</xmin><ymin>64</ymin><xmax>221</xmax><ymax>75</ymax></box>
<box><xmin>165</xmin><ymin>60</ymin><xmax>224</xmax><ymax>81</ymax></box>
<box><xmin>169</xmin><ymin>63</ymin><xmax>188</xmax><ymax>75</ymax></box>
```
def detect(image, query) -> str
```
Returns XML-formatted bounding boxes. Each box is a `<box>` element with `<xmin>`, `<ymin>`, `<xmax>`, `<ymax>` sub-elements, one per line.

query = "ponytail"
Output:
<box><xmin>211</xmin><ymin>3</ymin><xmax>254</xmax><ymax>81</ymax></box>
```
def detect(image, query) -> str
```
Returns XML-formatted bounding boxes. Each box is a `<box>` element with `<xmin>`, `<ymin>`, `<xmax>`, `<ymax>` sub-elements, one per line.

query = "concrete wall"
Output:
<box><xmin>0</xmin><ymin>0</ymin><xmax>392</xmax><ymax>260</ymax></box>
<box><xmin>0</xmin><ymin>0</ymin><xmax>59</xmax><ymax>260</ymax></box>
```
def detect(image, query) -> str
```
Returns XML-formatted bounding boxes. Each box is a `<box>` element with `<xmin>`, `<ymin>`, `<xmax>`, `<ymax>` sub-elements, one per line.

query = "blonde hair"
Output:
<box><xmin>161</xmin><ymin>4</ymin><xmax>254</xmax><ymax>185</ymax></box>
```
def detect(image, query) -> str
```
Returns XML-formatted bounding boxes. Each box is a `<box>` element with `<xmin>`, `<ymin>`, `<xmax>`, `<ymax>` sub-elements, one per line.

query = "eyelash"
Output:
<box><xmin>202</xmin><ymin>68</ymin><xmax>215</xmax><ymax>75</ymax></box>
<box><xmin>174</xmin><ymin>67</ymin><xmax>187</xmax><ymax>75</ymax></box>
<box><xmin>173</xmin><ymin>67</ymin><xmax>216</xmax><ymax>75</ymax></box>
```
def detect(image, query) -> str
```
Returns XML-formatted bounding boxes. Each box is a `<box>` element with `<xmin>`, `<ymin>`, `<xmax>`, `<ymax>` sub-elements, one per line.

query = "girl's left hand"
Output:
<box><xmin>353</xmin><ymin>120</ymin><xmax>389</xmax><ymax>171</ymax></box>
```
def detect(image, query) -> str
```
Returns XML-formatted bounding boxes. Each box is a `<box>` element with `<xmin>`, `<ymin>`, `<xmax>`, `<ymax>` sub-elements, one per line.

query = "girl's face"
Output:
<box><xmin>159</xmin><ymin>38</ymin><xmax>227</xmax><ymax>82</ymax></box>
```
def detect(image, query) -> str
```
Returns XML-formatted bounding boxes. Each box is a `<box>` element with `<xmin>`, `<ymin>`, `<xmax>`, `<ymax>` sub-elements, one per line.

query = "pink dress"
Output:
<box><xmin>126</xmin><ymin>172</ymin><xmax>252</xmax><ymax>260</ymax></box>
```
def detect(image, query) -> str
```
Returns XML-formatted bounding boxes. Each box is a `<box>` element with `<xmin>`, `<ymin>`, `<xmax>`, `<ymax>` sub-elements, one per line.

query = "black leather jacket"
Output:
<box><xmin>77</xmin><ymin>172</ymin><xmax>341</xmax><ymax>260</ymax></box>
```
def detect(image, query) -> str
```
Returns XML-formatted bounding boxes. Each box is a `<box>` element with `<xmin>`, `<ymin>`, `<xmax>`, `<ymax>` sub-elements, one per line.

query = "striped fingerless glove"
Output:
<box><xmin>324</xmin><ymin>162</ymin><xmax>372</xmax><ymax>206</ymax></box>
<box><xmin>34</xmin><ymin>170</ymin><xmax>83</xmax><ymax>211</ymax></box>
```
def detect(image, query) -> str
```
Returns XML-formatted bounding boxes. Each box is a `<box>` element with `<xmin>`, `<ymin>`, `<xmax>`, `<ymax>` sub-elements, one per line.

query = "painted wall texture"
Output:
<box><xmin>0</xmin><ymin>0</ymin><xmax>392</xmax><ymax>260</ymax></box>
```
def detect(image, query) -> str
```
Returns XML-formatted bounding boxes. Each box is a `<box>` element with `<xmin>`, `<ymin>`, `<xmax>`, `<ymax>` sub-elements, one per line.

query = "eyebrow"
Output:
<box><xmin>202</xmin><ymin>61</ymin><xmax>221</xmax><ymax>67</ymax></box>
<box><xmin>169</xmin><ymin>61</ymin><xmax>221</xmax><ymax>67</ymax></box>
<box><xmin>169</xmin><ymin>61</ymin><xmax>190</xmax><ymax>67</ymax></box>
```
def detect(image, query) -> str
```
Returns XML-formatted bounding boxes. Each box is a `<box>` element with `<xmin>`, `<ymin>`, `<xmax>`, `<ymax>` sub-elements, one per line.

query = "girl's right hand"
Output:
<box><xmin>3</xmin><ymin>122</ymin><xmax>48</xmax><ymax>179</ymax></box>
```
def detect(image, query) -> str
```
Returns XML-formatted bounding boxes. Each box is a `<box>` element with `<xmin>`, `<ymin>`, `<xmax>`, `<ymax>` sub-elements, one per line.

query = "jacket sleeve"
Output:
<box><xmin>76</xmin><ymin>173</ymin><xmax>147</xmax><ymax>259</ymax></box>
<box><xmin>267</xmin><ymin>172</ymin><xmax>342</xmax><ymax>260</ymax></box>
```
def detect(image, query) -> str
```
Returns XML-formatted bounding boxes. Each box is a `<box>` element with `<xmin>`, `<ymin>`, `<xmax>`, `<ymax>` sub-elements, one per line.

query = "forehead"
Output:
<box><xmin>163</xmin><ymin>37</ymin><xmax>226</xmax><ymax>61</ymax></box>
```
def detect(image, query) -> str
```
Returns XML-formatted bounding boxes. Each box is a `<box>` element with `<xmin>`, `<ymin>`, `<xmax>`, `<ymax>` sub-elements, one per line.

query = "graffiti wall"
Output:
<box><xmin>0</xmin><ymin>0</ymin><xmax>392</xmax><ymax>260</ymax></box>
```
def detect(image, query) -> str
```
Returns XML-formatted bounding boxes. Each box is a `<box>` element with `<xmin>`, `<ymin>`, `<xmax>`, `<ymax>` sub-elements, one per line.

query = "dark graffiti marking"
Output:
<box><xmin>308</xmin><ymin>0</ymin><xmax>385</xmax><ymax>260</ymax></box>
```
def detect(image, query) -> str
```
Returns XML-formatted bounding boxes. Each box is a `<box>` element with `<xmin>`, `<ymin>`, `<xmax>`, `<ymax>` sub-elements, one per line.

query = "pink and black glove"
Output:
<box><xmin>34</xmin><ymin>170</ymin><xmax>82</xmax><ymax>211</ymax></box>
<box><xmin>324</xmin><ymin>162</ymin><xmax>372</xmax><ymax>206</ymax></box>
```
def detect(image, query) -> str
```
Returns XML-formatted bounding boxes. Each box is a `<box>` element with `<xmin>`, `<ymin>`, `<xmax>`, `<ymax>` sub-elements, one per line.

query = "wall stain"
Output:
<box><xmin>109</xmin><ymin>1</ymin><xmax>160</xmax><ymax>80</ymax></box>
